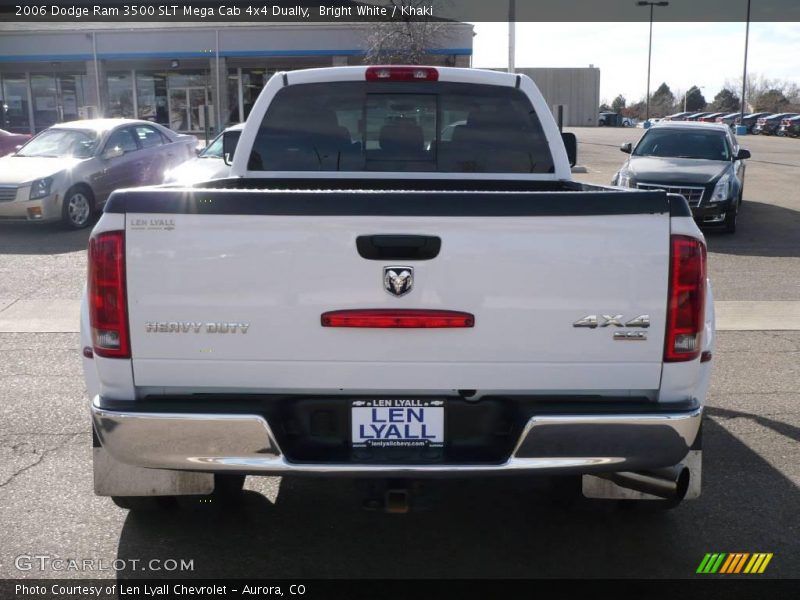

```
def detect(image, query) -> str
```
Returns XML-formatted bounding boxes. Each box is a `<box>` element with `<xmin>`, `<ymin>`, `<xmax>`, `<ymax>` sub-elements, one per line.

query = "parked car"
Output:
<box><xmin>0</xmin><ymin>128</ymin><xmax>31</xmax><ymax>156</ymax></box>
<box><xmin>663</xmin><ymin>112</ymin><xmax>693</xmax><ymax>121</ymax></box>
<box><xmin>778</xmin><ymin>115</ymin><xmax>800</xmax><ymax>138</ymax></box>
<box><xmin>715</xmin><ymin>113</ymin><xmax>741</xmax><ymax>127</ymax></box>
<box><xmin>0</xmin><ymin>119</ymin><xmax>196</xmax><ymax>228</ymax></box>
<box><xmin>164</xmin><ymin>123</ymin><xmax>244</xmax><ymax>185</ymax></box>
<box><xmin>598</xmin><ymin>111</ymin><xmax>634</xmax><ymax>127</ymax></box>
<box><xmin>613</xmin><ymin>121</ymin><xmax>749</xmax><ymax>233</ymax></box>
<box><xmin>753</xmin><ymin>113</ymin><xmax>799</xmax><ymax>135</ymax></box>
<box><xmin>86</xmin><ymin>66</ymin><xmax>712</xmax><ymax>512</ymax></box>
<box><xmin>684</xmin><ymin>112</ymin><xmax>713</xmax><ymax>122</ymax></box>
<box><xmin>735</xmin><ymin>112</ymin><xmax>771</xmax><ymax>133</ymax></box>
<box><xmin>699</xmin><ymin>112</ymin><xmax>727</xmax><ymax>122</ymax></box>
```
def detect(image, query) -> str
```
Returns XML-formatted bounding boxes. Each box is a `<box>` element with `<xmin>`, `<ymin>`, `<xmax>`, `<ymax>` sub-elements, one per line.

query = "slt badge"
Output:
<box><xmin>384</xmin><ymin>266</ymin><xmax>414</xmax><ymax>297</ymax></box>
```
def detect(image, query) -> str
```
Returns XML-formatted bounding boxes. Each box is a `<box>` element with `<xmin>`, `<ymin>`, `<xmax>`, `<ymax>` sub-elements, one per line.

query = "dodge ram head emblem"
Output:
<box><xmin>383</xmin><ymin>266</ymin><xmax>414</xmax><ymax>297</ymax></box>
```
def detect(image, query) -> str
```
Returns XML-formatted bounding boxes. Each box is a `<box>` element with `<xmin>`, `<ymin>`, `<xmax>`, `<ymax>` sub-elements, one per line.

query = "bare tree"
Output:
<box><xmin>362</xmin><ymin>1</ymin><xmax>452</xmax><ymax>65</ymax></box>
<box><xmin>724</xmin><ymin>73</ymin><xmax>800</xmax><ymax>111</ymax></box>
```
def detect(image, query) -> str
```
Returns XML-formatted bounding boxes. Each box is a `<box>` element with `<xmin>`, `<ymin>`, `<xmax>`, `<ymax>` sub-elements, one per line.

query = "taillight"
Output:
<box><xmin>321</xmin><ymin>309</ymin><xmax>473</xmax><ymax>328</ymax></box>
<box><xmin>664</xmin><ymin>235</ymin><xmax>706</xmax><ymax>362</ymax></box>
<box><xmin>88</xmin><ymin>230</ymin><xmax>130</xmax><ymax>358</ymax></box>
<box><xmin>365</xmin><ymin>66</ymin><xmax>439</xmax><ymax>82</ymax></box>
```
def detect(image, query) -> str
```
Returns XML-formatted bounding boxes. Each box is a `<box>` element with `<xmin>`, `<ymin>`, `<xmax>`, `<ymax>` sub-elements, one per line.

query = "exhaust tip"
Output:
<box><xmin>603</xmin><ymin>464</ymin><xmax>691</xmax><ymax>501</ymax></box>
<box><xmin>674</xmin><ymin>466</ymin><xmax>690</xmax><ymax>501</ymax></box>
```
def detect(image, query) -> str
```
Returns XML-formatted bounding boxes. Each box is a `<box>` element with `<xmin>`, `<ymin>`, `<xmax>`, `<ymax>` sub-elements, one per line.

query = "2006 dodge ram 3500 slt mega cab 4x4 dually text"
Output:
<box><xmin>83</xmin><ymin>66</ymin><xmax>714</xmax><ymax>510</ymax></box>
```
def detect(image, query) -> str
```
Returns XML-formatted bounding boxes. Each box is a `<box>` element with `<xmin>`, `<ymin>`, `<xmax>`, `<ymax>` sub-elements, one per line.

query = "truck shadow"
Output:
<box><xmin>0</xmin><ymin>222</ymin><xmax>92</xmax><ymax>255</ymax></box>
<box><xmin>114</xmin><ymin>417</ymin><xmax>798</xmax><ymax>579</ymax></box>
<box><xmin>704</xmin><ymin>200</ymin><xmax>800</xmax><ymax>258</ymax></box>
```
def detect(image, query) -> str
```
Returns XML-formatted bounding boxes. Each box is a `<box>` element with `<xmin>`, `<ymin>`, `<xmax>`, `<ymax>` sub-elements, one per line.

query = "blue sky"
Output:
<box><xmin>471</xmin><ymin>22</ymin><xmax>800</xmax><ymax>104</ymax></box>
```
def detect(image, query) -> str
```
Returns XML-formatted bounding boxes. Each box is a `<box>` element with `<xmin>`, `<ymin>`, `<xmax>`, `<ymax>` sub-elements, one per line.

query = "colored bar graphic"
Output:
<box><xmin>697</xmin><ymin>554</ymin><xmax>714</xmax><ymax>573</ymax></box>
<box><xmin>744</xmin><ymin>554</ymin><xmax>760</xmax><ymax>574</ymax></box>
<box><xmin>758</xmin><ymin>554</ymin><xmax>774</xmax><ymax>573</ymax></box>
<box><xmin>734</xmin><ymin>553</ymin><xmax>750</xmax><ymax>573</ymax></box>
<box><xmin>719</xmin><ymin>554</ymin><xmax>736</xmax><ymax>574</ymax></box>
<box><xmin>701</xmin><ymin>552</ymin><xmax>773</xmax><ymax>574</ymax></box>
<box><xmin>710</xmin><ymin>553</ymin><xmax>726</xmax><ymax>573</ymax></box>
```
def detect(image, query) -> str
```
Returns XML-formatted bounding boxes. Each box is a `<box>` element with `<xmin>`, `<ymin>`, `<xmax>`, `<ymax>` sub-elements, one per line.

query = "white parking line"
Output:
<box><xmin>0</xmin><ymin>299</ymin><xmax>80</xmax><ymax>333</ymax></box>
<box><xmin>714</xmin><ymin>301</ymin><xmax>800</xmax><ymax>331</ymax></box>
<box><xmin>0</xmin><ymin>299</ymin><xmax>798</xmax><ymax>334</ymax></box>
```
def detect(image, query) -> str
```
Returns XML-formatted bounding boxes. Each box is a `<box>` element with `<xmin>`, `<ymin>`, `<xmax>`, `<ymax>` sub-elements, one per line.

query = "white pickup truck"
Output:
<box><xmin>83</xmin><ymin>66</ymin><xmax>714</xmax><ymax>511</ymax></box>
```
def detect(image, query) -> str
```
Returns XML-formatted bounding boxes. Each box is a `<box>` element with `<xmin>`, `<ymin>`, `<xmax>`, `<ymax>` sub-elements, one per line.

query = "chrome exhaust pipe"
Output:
<box><xmin>600</xmin><ymin>465</ymin><xmax>690</xmax><ymax>501</ymax></box>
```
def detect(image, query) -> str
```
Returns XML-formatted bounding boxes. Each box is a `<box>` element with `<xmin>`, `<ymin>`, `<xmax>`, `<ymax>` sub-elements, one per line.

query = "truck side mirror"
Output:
<box><xmin>620</xmin><ymin>142</ymin><xmax>633</xmax><ymax>154</ymax></box>
<box><xmin>561</xmin><ymin>132</ymin><xmax>577</xmax><ymax>167</ymax></box>
<box><xmin>222</xmin><ymin>130</ymin><xmax>241</xmax><ymax>166</ymax></box>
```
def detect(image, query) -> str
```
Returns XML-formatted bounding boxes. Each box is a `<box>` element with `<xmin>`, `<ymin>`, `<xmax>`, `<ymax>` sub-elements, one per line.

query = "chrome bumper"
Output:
<box><xmin>91</xmin><ymin>396</ymin><xmax>702</xmax><ymax>476</ymax></box>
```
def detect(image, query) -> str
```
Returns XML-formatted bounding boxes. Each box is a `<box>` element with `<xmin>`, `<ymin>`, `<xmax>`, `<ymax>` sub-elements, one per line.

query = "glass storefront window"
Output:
<box><xmin>166</xmin><ymin>71</ymin><xmax>213</xmax><ymax>133</ymax></box>
<box><xmin>227</xmin><ymin>71</ymin><xmax>240</xmax><ymax>125</ymax></box>
<box><xmin>30</xmin><ymin>74</ymin><xmax>58</xmax><ymax>132</ymax></box>
<box><xmin>167</xmin><ymin>71</ymin><xmax>208</xmax><ymax>89</ymax></box>
<box><xmin>136</xmin><ymin>71</ymin><xmax>169</xmax><ymax>126</ymax></box>
<box><xmin>1</xmin><ymin>74</ymin><xmax>31</xmax><ymax>133</ymax></box>
<box><xmin>106</xmin><ymin>72</ymin><xmax>134</xmax><ymax>119</ymax></box>
<box><xmin>57</xmin><ymin>73</ymin><xmax>87</xmax><ymax>122</ymax></box>
<box><xmin>241</xmin><ymin>68</ymin><xmax>267</xmax><ymax>122</ymax></box>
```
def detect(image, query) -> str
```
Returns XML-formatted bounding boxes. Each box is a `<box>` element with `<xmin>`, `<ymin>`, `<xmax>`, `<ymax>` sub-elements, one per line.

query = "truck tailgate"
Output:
<box><xmin>121</xmin><ymin>189</ymin><xmax>671</xmax><ymax>392</ymax></box>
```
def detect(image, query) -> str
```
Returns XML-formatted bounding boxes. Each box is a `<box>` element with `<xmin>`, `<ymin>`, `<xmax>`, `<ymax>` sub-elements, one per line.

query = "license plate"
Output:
<box><xmin>351</xmin><ymin>399</ymin><xmax>444</xmax><ymax>449</ymax></box>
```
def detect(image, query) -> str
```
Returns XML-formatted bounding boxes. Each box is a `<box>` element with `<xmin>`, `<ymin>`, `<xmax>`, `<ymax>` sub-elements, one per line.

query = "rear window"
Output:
<box><xmin>248</xmin><ymin>81</ymin><xmax>555</xmax><ymax>173</ymax></box>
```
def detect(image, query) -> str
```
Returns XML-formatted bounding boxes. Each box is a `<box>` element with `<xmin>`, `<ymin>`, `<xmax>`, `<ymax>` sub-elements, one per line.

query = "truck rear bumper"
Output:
<box><xmin>91</xmin><ymin>396</ymin><xmax>702</xmax><ymax>476</ymax></box>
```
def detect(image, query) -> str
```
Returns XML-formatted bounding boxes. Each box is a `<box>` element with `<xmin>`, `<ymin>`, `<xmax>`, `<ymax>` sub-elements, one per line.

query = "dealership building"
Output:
<box><xmin>0</xmin><ymin>22</ymin><xmax>473</xmax><ymax>136</ymax></box>
<box><xmin>0</xmin><ymin>22</ymin><xmax>602</xmax><ymax>136</ymax></box>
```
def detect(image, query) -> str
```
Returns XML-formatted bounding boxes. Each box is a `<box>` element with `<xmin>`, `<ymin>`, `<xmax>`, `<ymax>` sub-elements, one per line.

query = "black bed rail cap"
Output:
<box><xmin>104</xmin><ymin>186</ymin><xmax>675</xmax><ymax>218</ymax></box>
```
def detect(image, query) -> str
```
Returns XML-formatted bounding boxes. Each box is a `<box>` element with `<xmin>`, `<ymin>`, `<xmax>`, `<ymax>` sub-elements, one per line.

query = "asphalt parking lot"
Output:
<box><xmin>0</xmin><ymin>128</ymin><xmax>797</xmax><ymax>580</ymax></box>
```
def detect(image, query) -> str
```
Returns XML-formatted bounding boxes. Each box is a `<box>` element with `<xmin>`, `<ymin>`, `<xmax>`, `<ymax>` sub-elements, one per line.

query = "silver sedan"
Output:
<box><xmin>0</xmin><ymin>119</ymin><xmax>197</xmax><ymax>228</ymax></box>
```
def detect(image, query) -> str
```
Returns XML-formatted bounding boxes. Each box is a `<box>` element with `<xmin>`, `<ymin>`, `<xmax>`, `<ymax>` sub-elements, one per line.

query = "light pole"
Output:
<box><xmin>637</xmin><ymin>1</ymin><xmax>669</xmax><ymax>123</ymax></box>
<box><xmin>508</xmin><ymin>0</ymin><xmax>516</xmax><ymax>74</ymax></box>
<box><xmin>739</xmin><ymin>0</ymin><xmax>752</xmax><ymax>130</ymax></box>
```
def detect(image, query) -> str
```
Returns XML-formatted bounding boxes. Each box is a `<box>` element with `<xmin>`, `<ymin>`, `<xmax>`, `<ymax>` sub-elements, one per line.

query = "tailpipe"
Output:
<box><xmin>600</xmin><ymin>465</ymin><xmax>690</xmax><ymax>501</ymax></box>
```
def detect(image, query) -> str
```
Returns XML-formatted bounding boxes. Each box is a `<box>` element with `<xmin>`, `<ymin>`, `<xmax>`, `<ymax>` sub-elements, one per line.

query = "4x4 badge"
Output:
<box><xmin>573</xmin><ymin>315</ymin><xmax>650</xmax><ymax>328</ymax></box>
<box><xmin>383</xmin><ymin>266</ymin><xmax>414</xmax><ymax>297</ymax></box>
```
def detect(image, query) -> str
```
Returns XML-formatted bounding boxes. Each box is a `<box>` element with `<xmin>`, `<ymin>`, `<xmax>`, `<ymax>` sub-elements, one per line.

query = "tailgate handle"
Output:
<box><xmin>356</xmin><ymin>235</ymin><xmax>441</xmax><ymax>261</ymax></box>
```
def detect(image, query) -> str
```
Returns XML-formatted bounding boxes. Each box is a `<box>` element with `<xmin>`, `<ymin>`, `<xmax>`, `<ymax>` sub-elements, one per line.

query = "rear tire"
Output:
<box><xmin>548</xmin><ymin>475</ymin><xmax>583</xmax><ymax>508</ymax></box>
<box><xmin>213</xmin><ymin>474</ymin><xmax>246</xmax><ymax>504</ymax></box>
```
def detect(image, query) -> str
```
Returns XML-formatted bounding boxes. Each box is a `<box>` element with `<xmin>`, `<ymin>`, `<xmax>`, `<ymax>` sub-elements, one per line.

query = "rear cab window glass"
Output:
<box><xmin>248</xmin><ymin>81</ymin><xmax>555</xmax><ymax>174</ymax></box>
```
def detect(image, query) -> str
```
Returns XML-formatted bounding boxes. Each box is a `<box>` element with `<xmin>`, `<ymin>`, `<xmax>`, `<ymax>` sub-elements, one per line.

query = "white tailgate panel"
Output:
<box><xmin>126</xmin><ymin>213</ymin><xmax>669</xmax><ymax>391</ymax></box>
